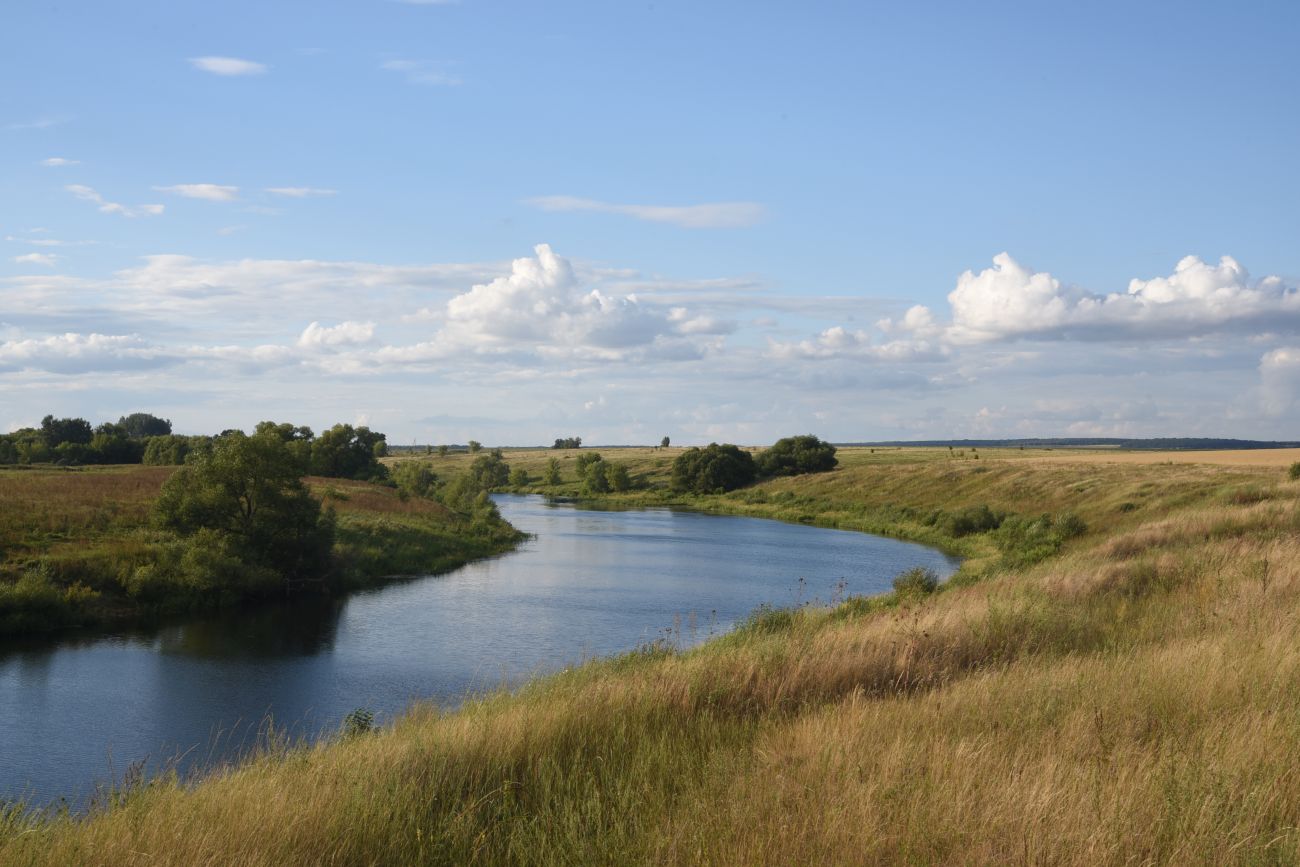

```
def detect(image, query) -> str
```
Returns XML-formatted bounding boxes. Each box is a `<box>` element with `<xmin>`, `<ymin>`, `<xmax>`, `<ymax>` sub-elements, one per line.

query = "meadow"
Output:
<box><xmin>0</xmin><ymin>465</ymin><xmax>519</xmax><ymax>635</ymax></box>
<box><xmin>4</xmin><ymin>446</ymin><xmax>1300</xmax><ymax>863</ymax></box>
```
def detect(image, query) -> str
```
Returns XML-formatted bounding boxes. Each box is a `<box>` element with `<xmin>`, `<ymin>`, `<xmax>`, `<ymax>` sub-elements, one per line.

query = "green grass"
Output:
<box><xmin>6</xmin><ymin>451</ymin><xmax>1300</xmax><ymax>863</ymax></box>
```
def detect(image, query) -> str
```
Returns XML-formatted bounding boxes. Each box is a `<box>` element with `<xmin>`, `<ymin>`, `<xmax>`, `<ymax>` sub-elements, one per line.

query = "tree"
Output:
<box><xmin>543</xmin><ymin>457</ymin><xmax>562</xmax><ymax>486</ymax></box>
<box><xmin>437</xmin><ymin>444</ymin><xmax>449</xmax><ymax>457</ymax></box>
<box><xmin>755</xmin><ymin>434</ymin><xmax>838</xmax><ymax>477</ymax></box>
<box><xmin>660</xmin><ymin>436</ymin><xmax>670</xmax><ymax>449</ymax></box>
<box><xmin>90</xmin><ymin>422</ymin><xmax>145</xmax><ymax>464</ymax></box>
<box><xmin>144</xmin><ymin>434</ymin><xmax>201</xmax><ymax>466</ymax></box>
<box><xmin>117</xmin><ymin>412</ymin><xmax>172</xmax><ymax>438</ymax></box>
<box><xmin>509</xmin><ymin>467</ymin><xmax>530</xmax><ymax>487</ymax></box>
<box><xmin>254</xmin><ymin>421</ymin><xmax>315</xmax><ymax>473</ymax></box>
<box><xmin>152</xmin><ymin>431</ymin><xmax>335</xmax><ymax>589</ymax></box>
<box><xmin>393</xmin><ymin>461</ymin><xmax>439</xmax><ymax>498</ymax></box>
<box><xmin>604</xmin><ymin>461</ymin><xmax>631</xmax><ymax>492</ymax></box>
<box><xmin>466</xmin><ymin>451</ymin><xmax>510</xmax><ymax>490</ymax></box>
<box><xmin>575</xmin><ymin>451</ymin><xmax>603</xmax><ymax>474</ymax></box>
<box><xmin>670</xmin><ymin>443</ymin><xmax>757</xmax><ymax>494</ymax></box>
<box><xmin>552</xmin><ymin>437</ymin><xmax>582</xmax><ymax>449</ymax></box>
<box><xmin>40</xmin><ymin>415</ymin><xmax>92</xmax><ymax>448</ymax></box>
<box><xmin>310</xmin><ymin>424</ymin><xmax>387</xmax><ymax>480</ymax></box>
<box><xmin>582</xmin><ymin>459</ymin><xmax>610</xmax><ymax>494</ymax></box>
<box><xmin>468</xmin><ymin>440</ymin><xmax>482</xmax><ymax>453</ymax></box>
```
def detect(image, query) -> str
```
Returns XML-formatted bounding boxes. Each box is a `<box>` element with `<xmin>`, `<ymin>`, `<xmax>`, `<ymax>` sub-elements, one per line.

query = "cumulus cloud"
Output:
<box><xmin>768</xmin><ymin>326</ymin><xmax>944</xmax><ymax>363</ymax></box>
<box><xmin>265</xmin><ymin>187</ymin><xmax>337</xmax><ymax>198</ymax></box>
<box><xmin>155</xmin><ymin>183</ymin><xmax>239</xmax><ymax>202</ymax></box>
<box><xmin>943</xmin><ymin>253</ymin><xmax>1300</xmax><ymax>343</ymax></box>
<box><xmin>381</xmin><ymin>60</ymin><xmax>461</xmax><ymax>86</ymax></box>
<box><xmin>297</xmin><ymin>320</ymin><xmax>376</xmax><ymax>348</ymax></box>
<box><xmin>526</xmin><ymin>196</ymin><xmax>766</xmax><ymax>229</ymax></box>
<box><xmin>40</xmin><ymin>157</ymin><xmax>79</xmax><ymax>167</ymax></box>
<box><xmin>420</xmin><ymin>243</ymin><xmax>718</xmax><ymax>362</ymax></box>
<box><xmin>189</xmin><ymin>56</ymin><xmax>267</xmax><ymax>76</ymax></box>
<box><xmin>65</xmin><ymin>185</ymin><xmax>164</xmax><ymax>218</ymax></box>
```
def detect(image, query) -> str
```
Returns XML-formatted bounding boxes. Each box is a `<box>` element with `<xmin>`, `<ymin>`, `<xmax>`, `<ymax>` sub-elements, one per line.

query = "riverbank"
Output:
<box><xmin>5</xmin><ymin>450</ymin><xmax>1300</xmax><ymax>864</ymax></box>
<box><xmin>0</xmin><ymin>465</ymin><xmax>522</xmax><ymax>637</ymax></box>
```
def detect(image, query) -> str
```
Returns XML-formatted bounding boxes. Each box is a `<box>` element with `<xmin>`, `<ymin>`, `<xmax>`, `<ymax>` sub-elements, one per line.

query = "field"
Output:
<box><xmin>5</xmin><ymin>449</ymin><xmax>1300</xmax><ymax>863</ymax></box>
<box><xmin>0</xmin><ymin>465</ymin><xmax>518</xmax><ymax>635</ymax></box>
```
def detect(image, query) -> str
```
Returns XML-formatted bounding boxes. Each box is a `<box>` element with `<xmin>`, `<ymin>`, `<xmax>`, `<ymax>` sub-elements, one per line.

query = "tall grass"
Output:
<box><xmin>4</xmin><ymin>453</ymin><xmax>1300</xmax><ymax>863</ymax></box>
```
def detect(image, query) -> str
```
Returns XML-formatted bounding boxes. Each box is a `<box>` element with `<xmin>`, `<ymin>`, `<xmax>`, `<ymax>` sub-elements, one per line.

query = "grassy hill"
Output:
<box><xmin>4</xmin><ymin>448</ymin><xmax>1300</xmax><ymax>863</ymax></box>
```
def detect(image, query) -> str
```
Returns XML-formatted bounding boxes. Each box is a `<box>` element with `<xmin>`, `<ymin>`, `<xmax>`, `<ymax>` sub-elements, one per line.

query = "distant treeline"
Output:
<box><xmin>844</xmin><ymin>438</ymin><xmax>1300</xmax><ymax>451</ymax></box>
<box><xmin>0</xmin><ymin>412</ymin><xmax>390</xmax><ymax>478</ymax></box>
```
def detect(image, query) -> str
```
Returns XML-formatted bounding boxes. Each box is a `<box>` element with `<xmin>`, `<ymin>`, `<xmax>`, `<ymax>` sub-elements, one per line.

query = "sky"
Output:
<box><xmin>3</xmin><ymin>0</ymin><xmax>1299</xmax><ymax>445</ymax></box>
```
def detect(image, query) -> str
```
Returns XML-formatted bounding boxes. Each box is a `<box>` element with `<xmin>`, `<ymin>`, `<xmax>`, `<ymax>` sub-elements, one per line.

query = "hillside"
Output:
<box><xmin>4</xmin><ymin>449</ymin><xmax>1300</xmax><ymax>863</ymax></box>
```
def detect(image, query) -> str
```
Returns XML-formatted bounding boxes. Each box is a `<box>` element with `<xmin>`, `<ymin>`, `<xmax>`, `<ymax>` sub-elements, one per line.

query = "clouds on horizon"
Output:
<box><xmin>526</xmin><ymin>196</ymin><xmax>766</xmax><ymax>229</ymax></box>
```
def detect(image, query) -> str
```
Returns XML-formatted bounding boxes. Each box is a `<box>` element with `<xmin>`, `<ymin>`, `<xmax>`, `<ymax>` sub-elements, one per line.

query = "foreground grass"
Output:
<box><xmin>5</xmin><ymin>452</ymin><xmax>1300</xmax><ymax>864</ymax></box>
<box><xmin>0</xmin><ymin>466</ymin><xmax>520</xmax><ymax>636</ymax></box>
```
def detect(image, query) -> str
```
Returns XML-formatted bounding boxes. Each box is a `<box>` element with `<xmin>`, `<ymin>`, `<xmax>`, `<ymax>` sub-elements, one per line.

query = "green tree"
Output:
<box><xmin>89</xmin><ymin>422</ymin><xmax>144</xmax><ymax>464</ymax></box>
<box><xmin>755</xmin><ymin>434</ymin><xmax>838</xmax><ymax>477</ymax></box>
<box><xmin>152</xmin><ymin>431</ymin><xmax>335</xmax><ymax>589</ymax></box>
<box><xmin>310</xmin><ymin>424</ymin><xmax>388</xmax><ymax>480</ymax></box>
<box><xmin>509</xmin><ymin>467</ymin><xmax>530</xmax><ymax>487</ymax></box>
<box><xmin>393</xmin><ymin>461</ymin><xmax>439</xmax><ymax>498</ymax></box>
<box><xmin>117</xmin><ymin>412</ymin><xmax>172</xmax><ymax>438</ymax></box>
<box><xmin>466</xmin><ymin>452</ymin><xmax>510</xmax><ymax>490</ymax></box>
<box><xmin>582</xmin><ymin>459</ymin><xmax>610</xmax><ymax>494</ymax></box>
<box><xmin>604</xmin><ymin>461</ymin><xmax>631</xmax><ymax>492</ymax></box>
<box><xmin>437</xmin><ymin>444</ymin><xmax>449</xmax><ymax>457</ymax></box>
<box><xmin>543</xmin><ymin>457</ymin><xmax>562</xmax><ymax>486</ymax></box>
<box><xmin>467</xmin><ymin>440</ymin><xmax>482</xmax><ymax>453</ymax></box>
<box><xmin>670</xmin><ymin>443</ymin><xmax>757</xmax><ymax>494</ymax></box>
<box><xmin>143</xmin><ymin>434</ymin><xmax>201</xmax><ymax>466</ymax></box>
<box><xmin>660</xmin><ymin>436</ymin><xmax>670</xmax><ymax>448</ymax></box>
<box><xmin>574</xmin><ymin>451</ymin><xmax>603</xmax><ymax>474</ymax></box>
<box><xmin>40</xmin><ymin>415</ymin><xmax>93</xmax><ymax>448</ymax></box>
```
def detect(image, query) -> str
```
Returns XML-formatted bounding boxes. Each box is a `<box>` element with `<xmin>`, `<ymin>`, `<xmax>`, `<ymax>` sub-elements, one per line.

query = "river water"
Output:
<box><xmin>0</xmin><ymin>494</ymin><xmax>959</xmax><ymax>806</ymax></box>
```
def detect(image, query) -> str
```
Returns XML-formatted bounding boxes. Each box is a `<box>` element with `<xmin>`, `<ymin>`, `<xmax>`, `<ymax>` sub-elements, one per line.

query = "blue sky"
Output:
<box><xmin>3</xmin><ymin>1</ymin><xmax>1299</xmax><ymax>444</ymax></box>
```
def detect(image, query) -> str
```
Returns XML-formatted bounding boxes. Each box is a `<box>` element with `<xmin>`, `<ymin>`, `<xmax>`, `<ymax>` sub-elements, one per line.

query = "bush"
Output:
<box><xmin>543</xmin><ymin>458</ymin><xmax>562</xmax><ymax>486</ymax></box>
<box><xmin>671</xmin><ymin>443</ymin><xmax>757</xmax><ymax>494</ymax></box>
<box><xmin>582</xmin><ymin>460</ymin><xmax>610</xmax><ymax>494</ymax></box>
<box><xmin>604</xmin><ymin>461</ymin><xmax>632</xmax><ymax>492</ymax></box>
<box><xmin>509</xmin><ymin>467</ymin><xmax>530</xmax><ymax>487</ymax></box>
<box><xmin>893</xmin><ymin>566</ymin><xmax>939</xmax><ymax>596</ymax></box>
<box><xmin>755</xmin><ymin>434</ymin><xmax>838</xmax><ymax>477</ymax></box>
<box><xmin>392</xmin><ymin>462</ymin><xmax>439</xmax><ymax>498</ymax></box>
<box><xmin>1289</xmin><ymin>462</ymin><xmax>1300</xmax><ymax>481</ymax></box>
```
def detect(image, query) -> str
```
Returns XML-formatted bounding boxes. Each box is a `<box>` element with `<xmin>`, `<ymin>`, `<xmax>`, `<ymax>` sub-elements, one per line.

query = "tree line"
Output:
<box><xmin>670</xmin><ymin>434</ymin><xmax>838</xmax><ymax>494</ymax></box>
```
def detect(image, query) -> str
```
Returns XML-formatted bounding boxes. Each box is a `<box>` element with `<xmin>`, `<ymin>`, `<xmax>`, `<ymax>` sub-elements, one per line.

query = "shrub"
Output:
<box><xmin>755</xmin><ymin>434</ymin><xmax>838</xmax><ymax>477</ymax></box>
<box><xmin>671</xmin><ymin>443</ymin><xmax>757</xmax><ymax>494</ymax></box>
<box><xmin>392</xmin><ymin>462</ymin><xmax>439</xmax><ymax>498</ymax></box>
<box><xmin>893</xmin><ymin>566</ymin><xmax>939</xmax><ymax>596</ymax></box>
<box><xmin>342</xmin><ymin>708</ymin><xmax>374</xmax><ymax>737</ymax></box>
<box><xmin>543</xmin><ymin>458</ymin><xmax>562</xmax><ymax>486</ymax></box>
<box><xmin>509</xmin><ymin>467</ymin><xmax>530</xmax><ymax>488</ymax></box>
<box><xmin>1289</xmin><ymin>462</ymin><xmax>1300</xmax><ymax>481</ymax></box>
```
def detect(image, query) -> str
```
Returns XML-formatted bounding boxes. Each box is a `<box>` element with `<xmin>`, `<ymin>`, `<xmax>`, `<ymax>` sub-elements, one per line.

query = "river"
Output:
<box><xmin>0</xmin><ymin>494</ymin><xmax>959</xmax><ymax>806</ymax></box>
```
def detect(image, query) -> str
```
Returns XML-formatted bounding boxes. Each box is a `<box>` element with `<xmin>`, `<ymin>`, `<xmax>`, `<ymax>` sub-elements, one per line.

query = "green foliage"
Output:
<box><xmin>552</xmin><ymin>437</ymin><xmax>582</xmax><ymax>449</ymax></box>
<box><xmin>143</xmin><ymin>434</ymin><xmax>209</xmax><ymax>466</ymax></box>
<box><xmin>543</xmin><ymin>458</ymin><xmax>562</xmax><ymax>486</ymax></box>
<box><xmin>892</xmin><ymin>565</ymin><xmax>939</xmax><ymax>596</ymax></box>
<box><xmin>922</xmin><ymin>504</ymin><xmax>1004</xmax><ymax>537</ymax></box>
<box><xmin>437</xmin><ymin>445</ymin><xmax>449</xmax><ymax>457</ymax></box>
<box><xmin>604</xmin><ymin>461</ymin><xmax>632</xmax><ymax>492</ymax></box>
<box><xmin>309</xmin><ymin>424</ymin><xmax>387</xmax><ymax>481</ymax></box>
<box><xmin>574</xmin><ymin>451</ymin><xmax>603</xmax><ymax>474</ymax></box>
<box><xmin>466</xmin><ymin>452</ymin><xmax>511</xmax><ymax>491</ymax></box>
<box><xmin>992</xmin><ymin>512</ymin><xmax>1087</xmax><ymax>569</ymax></box>
<box><xmin>670</xmin><ymin>443</ymin><xmax>757</xmax><ymax>494</ymax></box>
<box><xmin>153</xmin><ymin>431</ymin><xmax>336</xmax><ymax>592</ymax></box>
<box><xmin>755</xmin><ymin>434</ymin><xmax>838</xmax><ymax>477</ymax></box>
<box><xmin>40</xmin><ymin>415</ymin><xmax>93</xmax><ymax>448</ymax></box>
<box><xmin>117</xmin><ymin>413</ymin><xmax>172</xmax><ymax>438</ymax></box>
<box><xmin>467</xmin><ymin>440</ymin><xmax>482</xmax><ymax>453</ymax></box>
<box><xmin>1289</xmin><ymin>462</ymin><xmax>1300</xmax><ymax>481</ymax></box>
<box><xmin>509</xmin><ymin>467</ymin><xmax>530</xmax><ymax>487</ymax></box>
<box><xmin>392</xmin><ymin>462</ymin><xmax>439</xmax><ymax>498</ymax></box>
<box><xmin>582</xmin><ymin>460</ymin><xmax>610</xmax><ymax>494</ymax></box>
<box><xmin>0</xmin><ymin>570</ymin><xmax>98</xmax><ymax>633</ymax></box>
<box><xmin>660</xmin><ymin>436</ymin><xmax>670</xmax><ymax>448</ymax></box>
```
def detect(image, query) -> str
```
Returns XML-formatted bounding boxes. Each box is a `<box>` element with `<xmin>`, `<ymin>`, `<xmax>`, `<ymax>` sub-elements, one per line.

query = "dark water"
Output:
<box><xmin>0</xmin><ymin>495</ymin><xmax>958</xmax><ymax>806</ymax></box>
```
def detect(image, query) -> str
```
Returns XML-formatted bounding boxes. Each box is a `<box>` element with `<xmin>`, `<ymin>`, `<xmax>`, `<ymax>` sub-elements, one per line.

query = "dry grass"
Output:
<box><xmin>6</xmin><ymin>456</ymin><xmax>1300</xmax><ymax>864</ymax></box>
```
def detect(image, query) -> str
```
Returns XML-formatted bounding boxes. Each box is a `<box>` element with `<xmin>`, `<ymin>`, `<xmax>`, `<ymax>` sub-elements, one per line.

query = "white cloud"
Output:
<box><xmin>6</xmin><ymin>116</ymin><xmax>69</xmax><ymax>131</ymax></box>
<box><xmin>526</xmin><ymin>195</ymin><xmax>766</xmax><ymax>229</ymax></box>
<box><xmin>13</xmin><ymin>253</ymin><xmax>58</xmax><ymax>267</ymax></box>
<box><xmin>942</xmin><ymin>253</ymin><xmax>1300</xmax><ymax>344</ymax></box>
<box><xmin>189</xmin><ymin>56</ymin><xmax>267</xmax><ymax>76</ymax></box>
<box><xmin>155</xmin><ymin>183</ymin><xmax>240</xmax><ymax>202</ymax></box>
<box><xmin>65</xmin><ymin>185</ymin><xmax>164</xmax><ymax>218</ymax></box>
<box><xmin>1260</xmin><ymin>347</ymin><xmax>1300</xmax><ymax>415</ymax></box>
<box><xmin>0</xmin><ymin>333</ymin><xmax>176</xmax><ymax>374</ymax></box>
<box><xmin>265</xmin><ymin>187</ymin><xmax>337</xmax><ymax>198</ymax></box>
<box><xmin>40</xmin><ymin>157</ymin><xmax>79</xmax><ymax>167</ymax></box>
<box><xmin>298</xmin><ymin>320</ymin><xmax>376</xmax><ymax>348</ymax></box>
<box><xmin>381</xmin><ymin>60</ymin><xmax>462</xmax><ymax>86</ymax></box>
<box><xmin>768</xmin><ymin>326</ymin><xmax>944</xmax><ymax>363</ymax></box>
<box><xmin>419</xmin><ymin>244</ymin><xmax>717</xmax><ymax>362</ymax></box>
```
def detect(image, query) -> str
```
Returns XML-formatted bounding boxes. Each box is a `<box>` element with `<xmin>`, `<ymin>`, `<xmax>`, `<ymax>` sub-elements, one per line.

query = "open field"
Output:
<box><xmin>7</xmin><ymin>453</ymin><xmax>1300</xmax><ymax>863</ymax></box>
